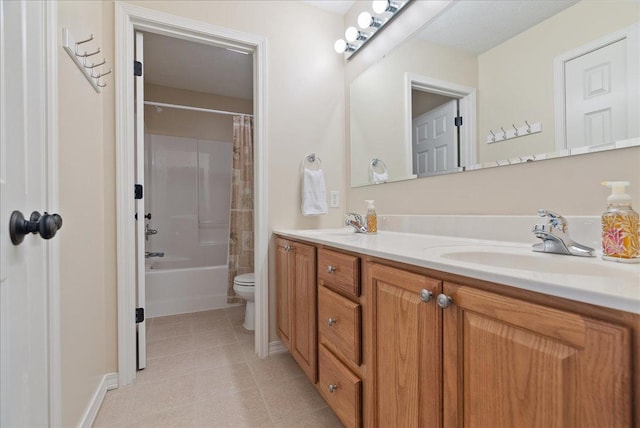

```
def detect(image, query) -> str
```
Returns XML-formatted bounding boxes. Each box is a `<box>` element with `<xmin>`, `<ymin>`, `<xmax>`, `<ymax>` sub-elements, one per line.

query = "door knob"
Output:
<box><xmin>9</xmin><ymin>210</ymin><xmax>63</xmax><ymax>245</ymax></box>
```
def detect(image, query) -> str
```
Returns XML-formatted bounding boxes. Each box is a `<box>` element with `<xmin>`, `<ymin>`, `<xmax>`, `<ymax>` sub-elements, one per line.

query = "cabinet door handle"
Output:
<box><xmin>419</xmin><ymin>289</ymin><xmax>433</xmax><ymax>303</ymax></box>
<box><xmin>436</xmin><ymin>293</ymin><xmax>453</xmax><ymax>309</ymax></box>
<box><xmin>327</xmin><ymin>265</ymin><xmax>336</xmax><ymax>273</ymax></box>
<box><xmin>328</xmin><ymin>317</ymin><xmax>337</xmax><ymax>326</ymax></box>
<box><xmin>328</xmin><ymin>384</ymin><xmax>338</xmax><ymax>393</ymax></box>
<box><xmin>284</xmin><ymin>245</ymin><xmax>292</xmax><ymax>252</ymax></box>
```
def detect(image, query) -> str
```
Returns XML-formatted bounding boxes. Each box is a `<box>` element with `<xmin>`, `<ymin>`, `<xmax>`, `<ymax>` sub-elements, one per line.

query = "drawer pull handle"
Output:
<box><xmin>328</xmin><ymin>384</ymin><xmax>338</xmax><ymax>393</ymax></box>
<box><xmin>436</xmin><ymin>293</ymin><xmax>453</xmax><ymax>309</ymax></box>
<box><xmin>284</xmin><ymin>245</ymin><xmax>292</xmax><ymax>252</ymax></box>
<box><xmin>327</xmin><ymin>265</ymin><xmax>336</xmax><ymax>273</ymax></box>
<box><xmin>328</xmin><ymin>317</ymin><xmax>337</xmax><ymax>326</ymax></box>
<box><xmin>419</xmin><ymin>289</ymin><xmax>433</xmax><ymax>303</ymax></box>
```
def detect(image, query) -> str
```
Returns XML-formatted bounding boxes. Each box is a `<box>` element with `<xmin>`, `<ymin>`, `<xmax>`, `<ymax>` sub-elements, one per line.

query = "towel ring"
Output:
<box><xmin>369</xmin><ymin>158</ymin><xmax>387</xmax><ymax>174</ymax></box>
<box><xmin>303</xmin><ymin>153</ymin><xmax>322</xmax><ymax>170</ymax></box>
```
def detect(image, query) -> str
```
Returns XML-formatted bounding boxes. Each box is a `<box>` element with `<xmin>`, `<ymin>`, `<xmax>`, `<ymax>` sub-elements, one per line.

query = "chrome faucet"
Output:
<box><xmin>345</xmin><ymin>213</ymin><xmax>367</xmax><ymax>233</ymax></box>
<box><xmin>145</xmin><ymin>223</ymin><xmax>157</xmax><ymax>241</ymax></box>
<box><xmin>532</xmin><ymin>209</ymin><xmax>594</xmax><ymax>257</ymax></box>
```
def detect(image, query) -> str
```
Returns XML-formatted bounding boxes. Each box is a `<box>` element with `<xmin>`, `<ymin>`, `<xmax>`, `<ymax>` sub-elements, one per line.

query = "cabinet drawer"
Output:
<box><xmin>318</xmin><ymin>345</ymin><xmax>362</xmax><ymax>428</ymax></box>
<box><xmin>318</xmin><ymin>285</ymin><xmax>361</xmax><ymax>365</ymax></box>
<box><xmin>318</xmin><ymin>248</ymin><xmax>360</xmax><ymax>297</ymax></box>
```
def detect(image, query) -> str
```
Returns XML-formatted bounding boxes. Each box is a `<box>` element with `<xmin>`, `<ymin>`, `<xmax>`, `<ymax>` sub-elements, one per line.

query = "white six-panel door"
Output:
<box><xmin>0</xmin><ymin>1</ymin><xmax>53</xmax><ymax>425</ymax></box>
<box><xmin>565</xmin><ymin>39</ymin><xmax>628</xmax><ymax>149</ymax></box>
<box><xmin>412</xmin><ymin>99</ymin><xmax>458</xmax><ymax>176</ymax></box>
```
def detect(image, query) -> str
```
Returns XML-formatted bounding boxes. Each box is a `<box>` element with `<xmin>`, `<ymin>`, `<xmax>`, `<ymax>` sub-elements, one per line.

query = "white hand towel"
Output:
<box><xmin>371</xmin><ymin>171</ymin><xmax>389</xmax><ymax>184</ymax></box>
<box><xmin>301</xmin><ymin>167</ymin><xmax>328</xmax><ymax>216</ymax></box>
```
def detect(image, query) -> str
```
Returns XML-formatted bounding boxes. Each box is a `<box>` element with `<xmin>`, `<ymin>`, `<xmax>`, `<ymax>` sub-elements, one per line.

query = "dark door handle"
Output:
<box><xmin>144</xmin><ymin>212</ymin><xmax>151</xmax><ymax>220</ymax></box>
<box><xmin>9</xmin><ymin>210</ymin><xmax>63</xmax><ymax>245</ymax></box>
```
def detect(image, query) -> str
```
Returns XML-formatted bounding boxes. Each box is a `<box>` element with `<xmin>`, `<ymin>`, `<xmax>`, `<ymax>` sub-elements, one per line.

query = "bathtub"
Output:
<box><xmin>145</xmin><ymin>263</ymin><xmax>236</xmax><ymax>318</ymax></box>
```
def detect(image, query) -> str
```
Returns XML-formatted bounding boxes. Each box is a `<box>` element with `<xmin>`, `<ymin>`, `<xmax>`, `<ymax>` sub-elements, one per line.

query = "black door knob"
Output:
<box><xmin>9</xmin><ymin>210</ymin><xmax>63</xmax><ymax>245</ymax></box>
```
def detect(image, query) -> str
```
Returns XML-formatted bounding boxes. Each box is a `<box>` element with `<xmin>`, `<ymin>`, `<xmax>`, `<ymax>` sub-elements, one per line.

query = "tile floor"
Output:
<box><xmin>93</xmin><ymin>306</ymin><xmax>344</xmax><ymax>427</ymax></box>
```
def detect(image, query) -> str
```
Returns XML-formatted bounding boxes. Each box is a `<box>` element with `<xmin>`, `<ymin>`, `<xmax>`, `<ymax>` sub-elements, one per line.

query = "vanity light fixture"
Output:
<box><xmin>345</xmin><ymin>26</ymin><xmax>369</xmax><ymax>43</ymax></box>
<box><xmin>334</xmin><ymin>0</ymin><xmax>412</xmax><ymax>59</ymax></box>
<box><xmin>358</xmin><ymin>11</ymin><xmax>383</xmax><ymax>29</ymax></box>
<box><xmin>334</xmin><ymin>39</ymin><xmax>356</xmax><ymax>54</ymax></box>
<box><xmin>372</xmin><ymin>0</ymin><xmax>399</xmax><ymax>14</ymax></box>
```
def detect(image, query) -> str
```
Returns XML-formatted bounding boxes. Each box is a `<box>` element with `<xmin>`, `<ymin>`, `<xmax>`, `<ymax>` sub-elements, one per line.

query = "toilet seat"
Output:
<box><xmin>234</xmin><ymin>273</ymin><xmax>255</xmax><ymax>286</ymax></box>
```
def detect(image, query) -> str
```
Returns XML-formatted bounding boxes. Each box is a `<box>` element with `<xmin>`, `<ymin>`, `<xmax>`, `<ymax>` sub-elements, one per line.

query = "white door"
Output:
<box><xmin>135</xmin><ymin>31</ymin><xmax>147</xmax><ymax>370</ymax></box>
<box><xmin>565</xmin><ymin>39</ymin><xmax>628</xmax><ymax>149</ymax></box>
<box><xmin>0</xmin><ymin>1</ymin><xmax>55</xmax><ymax>425</ymax></box>
<box><xmin>412</xmin><ymin>99</ymin><xmax>458</xmax><ymax>176</ymax></box>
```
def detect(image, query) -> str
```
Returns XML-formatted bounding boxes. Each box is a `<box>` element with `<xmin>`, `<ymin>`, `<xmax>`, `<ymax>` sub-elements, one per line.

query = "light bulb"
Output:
<box><xmin>345</xmin><ymin>26</ymin><xmax>359</xmax><ymax>43</ymax></box>
<box><xmin>334</xmin><ymin>39</ymin><xmax>347</xmax><ymax>54</ymax></box>
<box><xmin>358</xmin><ymin>11</ymin><xmax>373</xmax><ymax>29</ymax></box>
<box><xmin>372</xmin><ymin>0</ymin><xmax>388</xmax><ymax>14</ymax></box>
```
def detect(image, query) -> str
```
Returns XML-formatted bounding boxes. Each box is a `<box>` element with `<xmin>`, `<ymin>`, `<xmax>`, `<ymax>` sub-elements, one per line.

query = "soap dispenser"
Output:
<box><xmin>365</xmin><ymin>200</ymin><xmax>377</xmax><ymax>234</ymax></box>
<box><xmin>601</xmin><ymin>181</ymin><xmax>639</xmax><ymax>263</ymax></box>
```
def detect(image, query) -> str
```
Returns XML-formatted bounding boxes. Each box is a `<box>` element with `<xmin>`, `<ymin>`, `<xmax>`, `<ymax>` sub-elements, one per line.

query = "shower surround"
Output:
<box><xmin>144</xmin><ymin>133</ymin><xmax>235</xmax><ymax>317</ymax></box>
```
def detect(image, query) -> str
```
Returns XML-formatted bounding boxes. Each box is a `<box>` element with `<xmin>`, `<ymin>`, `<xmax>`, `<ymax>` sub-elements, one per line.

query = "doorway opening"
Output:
<box><xmin>404</xmin><ymin>73</ymin><xmax>477</xmax><ymax>176</ymax></box>
<box><xmin>115</xmin><ymin>4</ymin><xmax>268</xmax><ymax>387</ymax></box>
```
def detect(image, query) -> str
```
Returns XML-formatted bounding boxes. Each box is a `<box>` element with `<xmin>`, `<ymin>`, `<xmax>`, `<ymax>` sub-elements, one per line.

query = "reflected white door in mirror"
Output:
<box><xmin>554</xmin><ymin>23</ymin><xmax>639</xmax><ymax>152</ymax></box>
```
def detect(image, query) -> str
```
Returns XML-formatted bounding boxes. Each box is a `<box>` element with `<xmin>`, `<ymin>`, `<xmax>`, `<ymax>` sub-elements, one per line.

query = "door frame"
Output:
<box><xmin>114</xmin><ymin>2</ymin><xmax>268</xmax><ymax>386</ymax></box>
<box><xmin>553</xmin><ymin>23</ymin><xmax>640</xmax><ymax>152</ymax></box>
<box><xmin>404</xmin><ymin>73</ymin><xmax>477</xmax><ymax>173</ymax></box>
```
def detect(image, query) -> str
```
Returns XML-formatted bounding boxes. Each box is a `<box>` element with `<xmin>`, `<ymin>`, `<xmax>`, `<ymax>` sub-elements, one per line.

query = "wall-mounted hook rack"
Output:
<box><xmin>62</xmin><ymin>28</ymin><xmax>110</xmax><ymax>93</ymax></box>
<box><xmin>487</xmin><ymin>121</ymin><xmax>541</xmax><ymax>144</ymax></box>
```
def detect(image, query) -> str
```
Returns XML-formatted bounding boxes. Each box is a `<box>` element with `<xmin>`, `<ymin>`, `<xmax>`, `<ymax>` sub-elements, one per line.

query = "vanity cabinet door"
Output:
<box><xmin>275</xmin><ymin>238</ymin><xmax>292</xmax><ymax>350</ymax></box>
<box><xmin>275</xmin><ymin>238</ymin><xmax>317</xmax><ymax>383</ymax></box>
<box><xmin>365</xmin><ymin>262</ymin><xmax>442</xmax><ymax>428</ymax></box>
<box><xmin>441</xmin><ymin>282</ymin><xmax>632</xmax><ymax>428</ymax></box>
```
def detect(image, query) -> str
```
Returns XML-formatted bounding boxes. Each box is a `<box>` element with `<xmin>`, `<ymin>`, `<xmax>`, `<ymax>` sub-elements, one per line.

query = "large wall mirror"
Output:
<box><xmin>350</xmin><ymin>0</ymin><xmax>640</xmax><ymax>187</ymax></box>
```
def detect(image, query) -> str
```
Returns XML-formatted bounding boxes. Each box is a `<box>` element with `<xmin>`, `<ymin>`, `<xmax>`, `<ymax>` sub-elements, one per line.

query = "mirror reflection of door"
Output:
<box><xmin>565</xmin><ymin>39</ymin><xmax>628</xmax><ymax>149</ymax></box>
<box><xmin>412</xmin><ymin>95</ymin><xmax>458</xmax><ymax>176</ymax></box>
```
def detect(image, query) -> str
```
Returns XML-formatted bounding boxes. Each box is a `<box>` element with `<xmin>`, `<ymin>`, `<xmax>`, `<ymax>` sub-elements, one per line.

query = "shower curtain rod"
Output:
<box><xmin>144</xmin><ymin>101</ymin><xmax>253</xmax><ymax>117</ymax></box>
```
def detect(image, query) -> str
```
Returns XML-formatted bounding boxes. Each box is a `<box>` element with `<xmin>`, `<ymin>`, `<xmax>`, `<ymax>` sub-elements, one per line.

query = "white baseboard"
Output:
<box><xmin>268</xmin><ymin>340</ymin><xmax>287</xmax><ymax>355</ymax></box>
<box><xmin>78</xmin><ymin>372</ymin><xmax>118</xmax><ymax>428</ymax></box>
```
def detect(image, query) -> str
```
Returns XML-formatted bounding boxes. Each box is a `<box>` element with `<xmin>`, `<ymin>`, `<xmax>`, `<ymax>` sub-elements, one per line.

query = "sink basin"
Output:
<box><xmin>438</xmin><ymin>247</ymin><xmax>634</xmax><ymax>279</ymax></box>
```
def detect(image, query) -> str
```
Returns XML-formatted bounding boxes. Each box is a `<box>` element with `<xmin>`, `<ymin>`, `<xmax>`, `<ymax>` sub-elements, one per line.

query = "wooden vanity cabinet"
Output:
<box><xmin>441</xmin><ymin>282</ymin><xmax>632</xmax><ymax>428</ymax></box>
<box><xmin>275</xmin><ymin>236</ymin><xmax>636</xmax><ymax>427</ymax></box>
<box><xmin>316</xmin><ymin>247</ymin><xmax>364</xmax><ymax>428</ymax></box>
<box><xmin>275</xmin><ymin>237</ymin><xmax>317</xmax><ymax>383</ymax></box>
<box><xmin>365</xmin><ymin>260</ymin><xmax>633</xmax><ymax>428</ymax></box>
<box><xmin>364</xmin><ymin>262</ymin><xmax>443</xmax><ymax>428</ymax></box>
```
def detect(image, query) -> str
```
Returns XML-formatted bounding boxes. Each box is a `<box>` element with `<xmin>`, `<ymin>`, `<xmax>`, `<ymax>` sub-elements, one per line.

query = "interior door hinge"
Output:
<box><xmin>136</xmin><ymin>308</ymin><xmax>145</xmax><ymax>323</ymax></box>
<box><xmin>134</xmin><ymin>61</ymin><xmax>142</xmax><ymax>76</ymax></box>
<box><xmin>454</xmin><ymin>116</ymin><xmax>463</xmax><ymax>127</ymax></box>
<box><xmin>135</xmin><ymin>184</ymin><xmax>143</xmax><ymax>200</ymax></box>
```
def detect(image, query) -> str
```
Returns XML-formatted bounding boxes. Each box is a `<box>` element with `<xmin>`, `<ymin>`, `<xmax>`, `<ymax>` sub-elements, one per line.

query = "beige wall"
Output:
<box><xmin>477</xmin><ymin>1</ymin><xmax>640</xmax><ymax>163</ymax></box>
<box><xmin>144</xmin><ymin>84</ymin><xmax>252</xmax><ymax>141</ymax></box>
<box><xmin>58</xmin><ymin>1</ymin><xmax>112</xmax><ymax>426</ymax></box>
<box><xmin>57</xmin><ymin>2</ymin><xmax>346</xmax><ymax>423</ymax></box>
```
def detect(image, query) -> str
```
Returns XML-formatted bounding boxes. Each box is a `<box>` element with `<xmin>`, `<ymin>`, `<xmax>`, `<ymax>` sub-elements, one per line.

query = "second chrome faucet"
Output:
<box><xmin>532</xmin><ymin>209</ymin><xmax>594</xmax><ymax>257</ymax></box>
<box><xmin>345</xmin><ymin>213</ymin><xmax>367</xmax><ymax>233</ymax></box>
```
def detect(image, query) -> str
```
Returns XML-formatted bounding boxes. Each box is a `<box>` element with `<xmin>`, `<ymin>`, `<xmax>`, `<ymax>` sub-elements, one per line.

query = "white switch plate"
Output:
<box><xmin>329</xmin><ymin>190</ymin><xmax>340</xmax><ymax>208</ymax></box>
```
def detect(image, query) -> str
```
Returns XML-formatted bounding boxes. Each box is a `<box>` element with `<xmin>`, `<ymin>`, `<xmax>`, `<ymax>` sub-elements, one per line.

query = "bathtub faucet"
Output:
<box><xmin>145</xmin><ymin>223</ymin><xmax>158</xmax><ymax>241</ymax></box>
<box><xmin>145</xmin><ymin>252</ymin><xmax>164</xmax><ymax>259</ymax></box>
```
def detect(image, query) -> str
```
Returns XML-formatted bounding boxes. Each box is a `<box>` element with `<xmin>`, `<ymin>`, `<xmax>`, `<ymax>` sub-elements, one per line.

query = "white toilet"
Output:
<box><xmin>233</xmin><ymin>273</ymin><xmax>255</xmax><ymax>330</ymax></box>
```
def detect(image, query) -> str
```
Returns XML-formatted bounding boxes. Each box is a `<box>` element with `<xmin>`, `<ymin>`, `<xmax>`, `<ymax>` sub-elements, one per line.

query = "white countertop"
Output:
<box><xmin>274</xmin><ymin>228</ymin><xmax>640</xmax><ymax>314</ymax></box>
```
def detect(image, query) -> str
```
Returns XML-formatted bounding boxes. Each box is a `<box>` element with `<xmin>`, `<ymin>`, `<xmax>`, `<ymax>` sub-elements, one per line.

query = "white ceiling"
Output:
<box><xmin>142</xmin><ymin>32</ymin><xmax>253</xmax><ymax>100</ymax></box>
<box><xmin>417</xmin><ymin>0</ymin><xmax>579</xmax><ymax>54</ymax></box>
<box><xmin>303</xmin><ymin>0</ymin><xmax>355</xmax><ymax>15</ymax></box>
